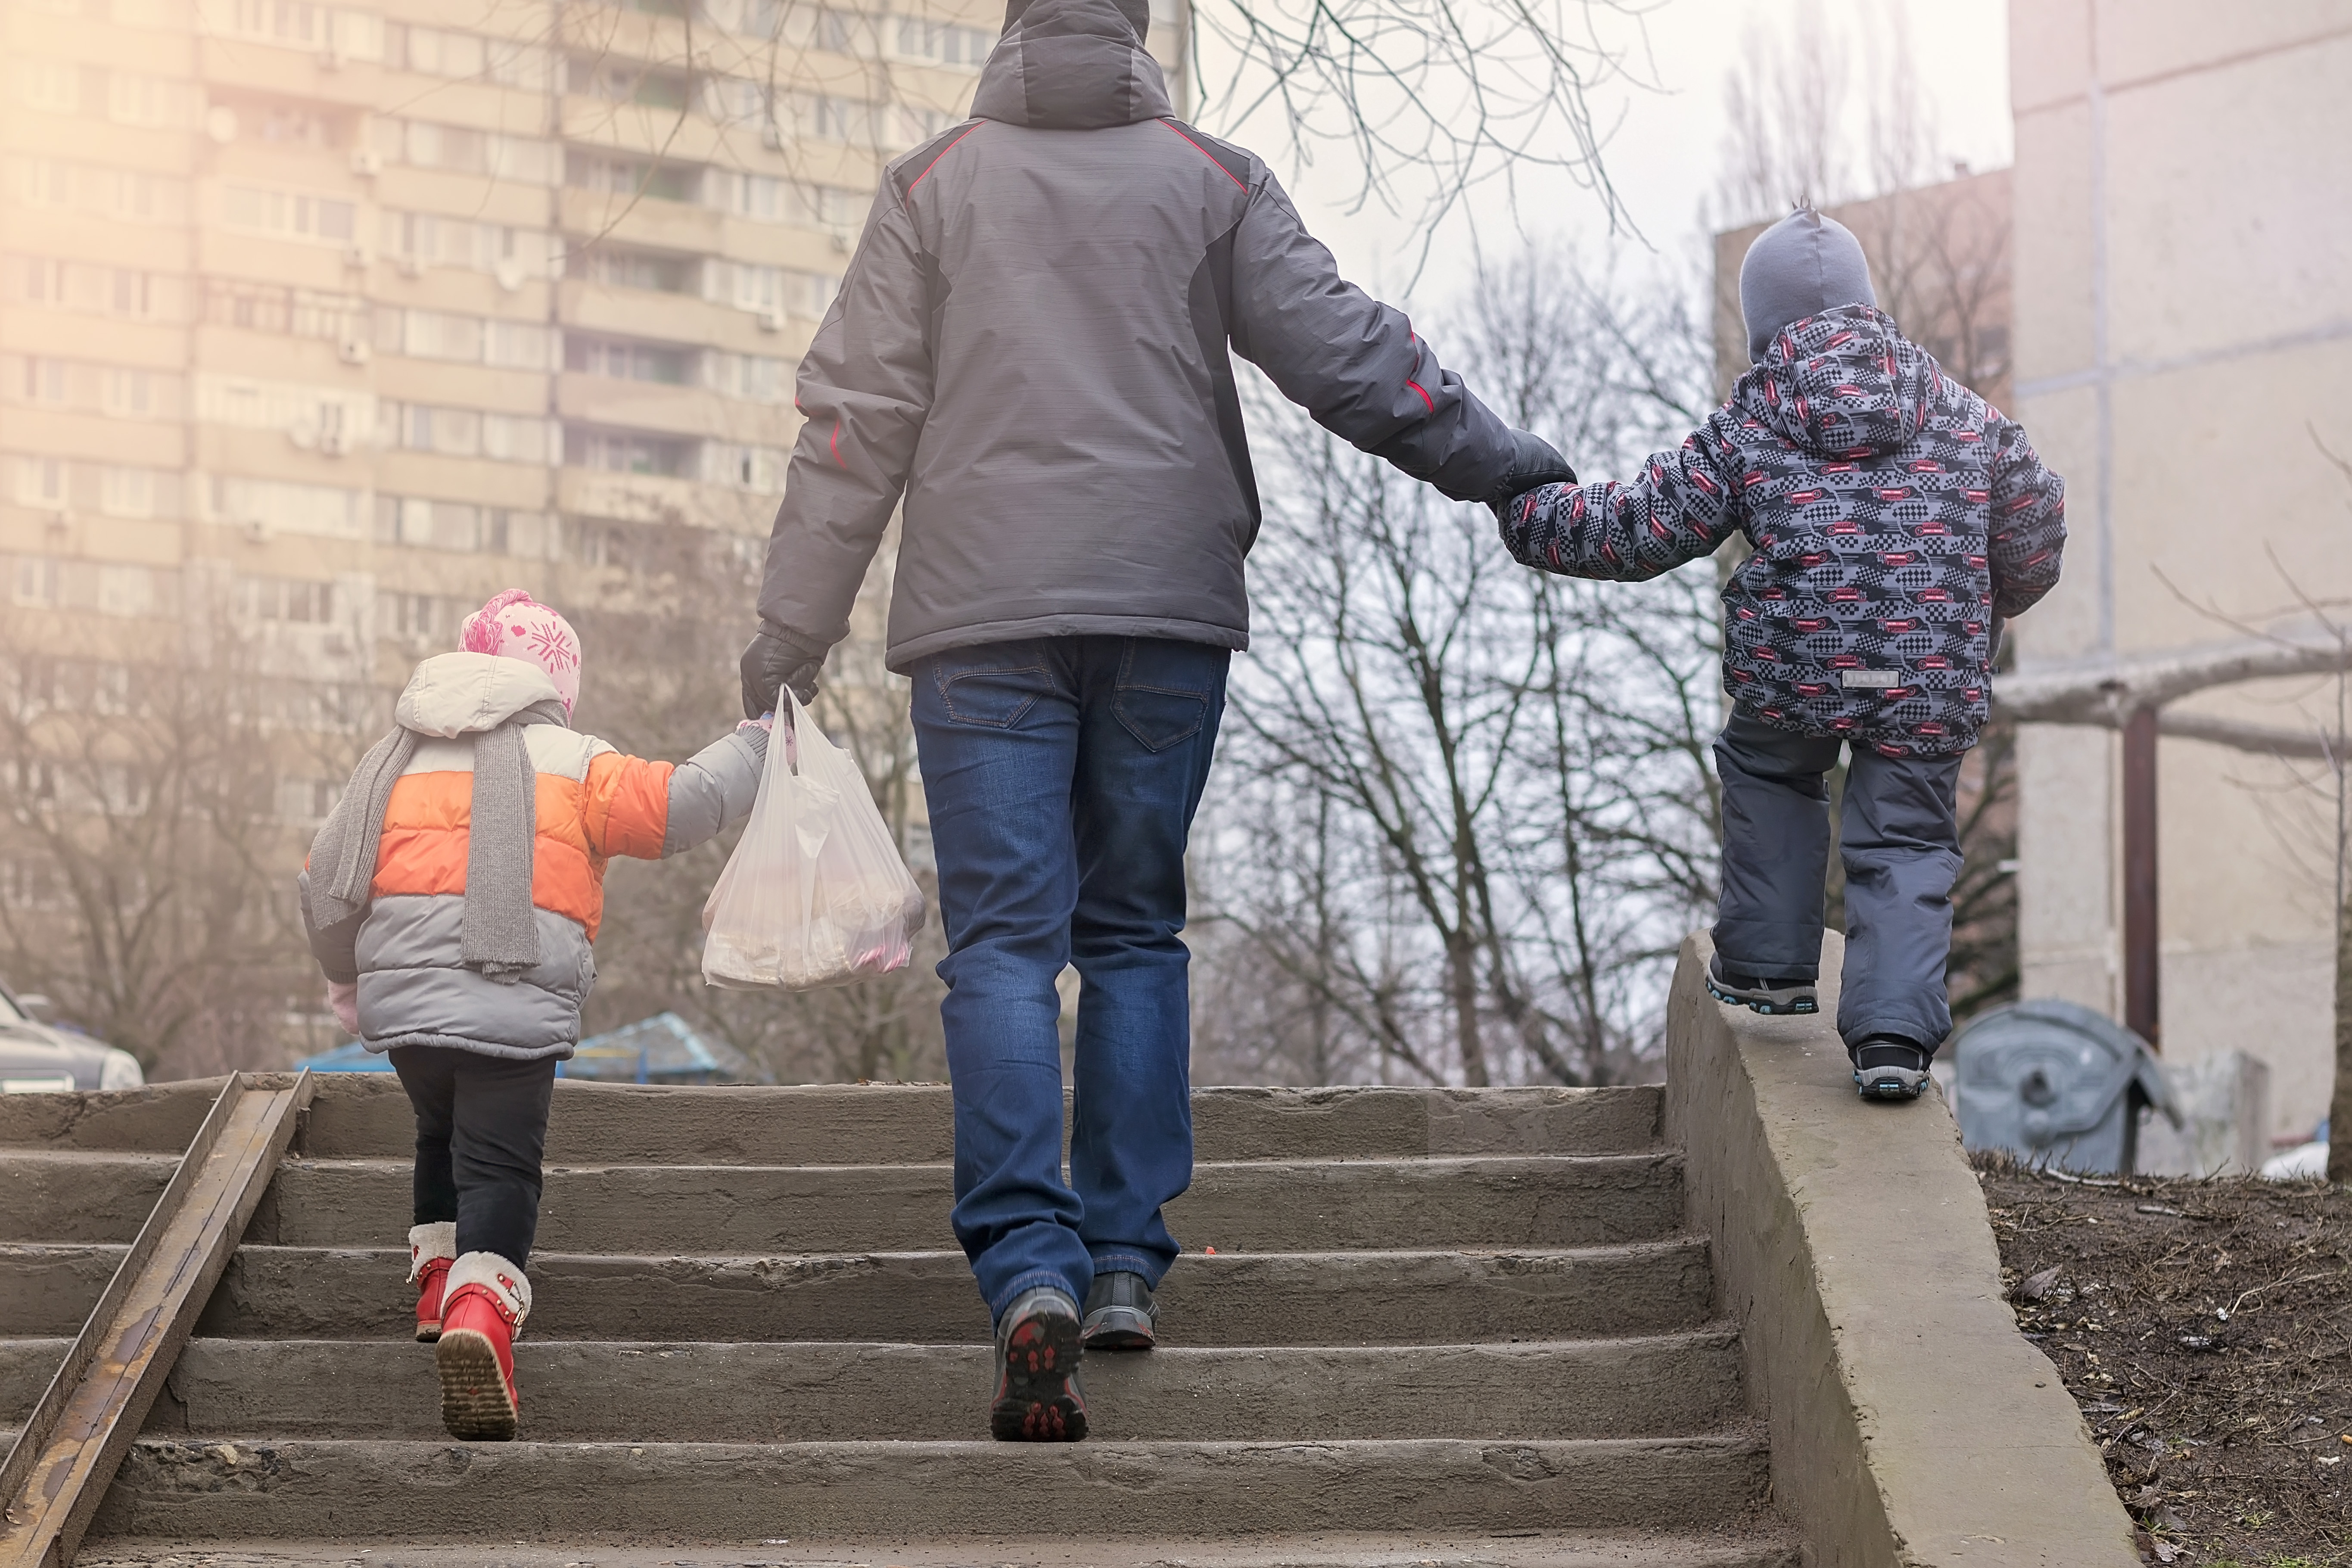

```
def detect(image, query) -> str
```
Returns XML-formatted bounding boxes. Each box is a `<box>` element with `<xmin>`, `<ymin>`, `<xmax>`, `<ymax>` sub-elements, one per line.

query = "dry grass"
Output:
<box><xmin>1974</xmin><ymin>1153</ymin><xmax>2352</xmax><ymax>1567</ymax></box>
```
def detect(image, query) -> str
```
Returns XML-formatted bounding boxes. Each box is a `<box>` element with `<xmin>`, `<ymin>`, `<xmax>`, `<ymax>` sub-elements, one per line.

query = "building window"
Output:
<box><xmin>566</xmin><ymin>150</ymin><xmax>701</xmax><ymax>204</ymax></box>
<box><xmin>210</xmin><ymin>476</ymin><xmax>367</xmax><ymax>539</ymax></box>
<box><xmin>14</xmin><ymin>457</ymin><xmax>67</xmax><ymax>509</ymax></box>
<box><xmin>12</xmin><ymin>557</ymin><xmax>61</xmax><ymax>607</ymax></box>
<box><xmin>708</xmin><ymin>350</ymin><xmax>791</xmax><ymax>403</ymax></box>
<box><xmin>241</xmin><ymin>576</ymin><xmax>337</xmax><ymax>625</ymax></box>
<box><xmin>896</xmin><ymin>16</ymin><xmax>996</xmax><ymax>67</ymax></box>
<box><xmin>567</xmin><ymin>336</ymin><xmax>693</xmax><ymax>385</ymax></box>
<box><xmin>565</xmin><ymin>427</ymin><xmax>694</xmax><ymax>478</ymax></box>
<box><xmin>726</xmin><ymin>261</ymin><xmax>839</xmax><ymax>320</ymax></box>
<box><xmin>567</xmin><ymin>246</ymin><xmax>696</xmax><ymax>294</ymax></box>
<box><xmin>97</xmin><ymin>467</ymin><xmax>156</xmax><ymax>519</ymax></box>
<box><xmin>569</xmin><ymin>56</ymin><xmax>691</xmax><ymax>109</ymax></box>
<box><xmin>221</xmin><ymin>184</ymin><xmax>358</xmax><ymax>245</ymax></box>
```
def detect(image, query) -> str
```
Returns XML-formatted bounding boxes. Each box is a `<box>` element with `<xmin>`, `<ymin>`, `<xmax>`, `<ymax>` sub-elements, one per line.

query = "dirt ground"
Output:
<box><xmin>1975</xmin><ymin>1155</ymin><xmax>2352</xmax><ymax>1568</ymax></box>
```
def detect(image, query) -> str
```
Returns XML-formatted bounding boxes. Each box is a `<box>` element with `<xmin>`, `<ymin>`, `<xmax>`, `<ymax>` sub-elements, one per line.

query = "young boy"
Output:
<box><xmin>301</xmin><ymin>590</ymin><xmax>770</xmax><ymax>1438</ymax></box>
<box><xmin>1494</xmin><ymin>207</ymin><xmax>2066</xmax><ymax>1101</ymax></box>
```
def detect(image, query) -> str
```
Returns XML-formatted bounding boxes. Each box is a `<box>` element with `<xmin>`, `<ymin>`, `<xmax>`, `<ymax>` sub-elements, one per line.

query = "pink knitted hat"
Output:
<box><xmin>459</xmin><ymin>589</ymin><xmax>582</xmax><ymax>715</ymax></box>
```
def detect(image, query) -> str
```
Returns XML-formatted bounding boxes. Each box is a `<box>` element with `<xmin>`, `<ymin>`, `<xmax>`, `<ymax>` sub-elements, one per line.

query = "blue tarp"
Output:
<box><xmin>293</xmin><ymin>1040</ymin><xmax>395</xmax><ymax>1073</ymax></box>
<box><xmin>296</xmin><ymin>1014</ymin><xmax>760</xmax><ymax>1083</ymax></box>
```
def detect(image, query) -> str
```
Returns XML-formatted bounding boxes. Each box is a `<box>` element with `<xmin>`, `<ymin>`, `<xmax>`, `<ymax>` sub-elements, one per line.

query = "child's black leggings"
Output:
<box><xmin>389</xmin><ymin>1045</ymin><xmax>557</xmax><ymax>1267</ymax></box>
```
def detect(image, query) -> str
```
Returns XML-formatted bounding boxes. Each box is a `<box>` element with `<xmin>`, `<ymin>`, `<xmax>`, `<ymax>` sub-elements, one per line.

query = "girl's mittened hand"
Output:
<box><xmin>326</xmin><ymin>980</ymin><xmax>359</xmax><ymax>1035</ymax></box>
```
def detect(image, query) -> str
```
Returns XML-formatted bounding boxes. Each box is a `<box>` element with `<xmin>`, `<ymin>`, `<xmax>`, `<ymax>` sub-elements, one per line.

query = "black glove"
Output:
<box><xmin>739</xmin><ymin>622</ymin><xmax>826</xmax><ymax>719</ymax></box>
<box><xmin>1486</xmin><ymin>428</ymin><xmax>1576</xmax><ymax>517</ymax></box>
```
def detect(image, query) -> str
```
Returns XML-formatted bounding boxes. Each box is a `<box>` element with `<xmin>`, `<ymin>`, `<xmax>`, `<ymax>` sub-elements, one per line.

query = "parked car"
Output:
<box><xmin>0</xmin><ymin>984</ymin><xmax>143</xmax><ymax>1093</ymax></box>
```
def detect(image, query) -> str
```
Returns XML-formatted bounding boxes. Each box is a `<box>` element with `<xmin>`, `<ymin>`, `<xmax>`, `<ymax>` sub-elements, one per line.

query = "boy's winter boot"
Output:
<box><xmin>1851</xmin><ymin>1036</ymin><xmax>1935</xmax><ymax>1102</ymax></box>
<box><xmin>408</xmin><ymin>1222</ymin><xmax>456</xmax><ymax>1343</ymax></box>
<box><xmin>989</xmin><ymin>1286</ymin><xmax>1087</xmax><ymax>1442</ymax></box>
<box><xmin>1706</xmin><ymin>955</ymin><xmax>1819</xmax><ymax>1017</ymax></box>
<box><xmin>435</xmin><ymin>1251</ymin><xmax>530</xmax><ymax>1440</ymax></box>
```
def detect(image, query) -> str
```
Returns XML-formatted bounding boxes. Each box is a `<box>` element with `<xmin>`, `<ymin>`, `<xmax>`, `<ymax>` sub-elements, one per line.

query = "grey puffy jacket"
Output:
<box><xmin>755</xmin><ymin>0</ymin><xmax>1558</xmax><ymax>671</ymax></box>
<box><xmin>299</xmin><ymin>655</ymin><xmax>768</xmax><ymax>1061</ymax></box>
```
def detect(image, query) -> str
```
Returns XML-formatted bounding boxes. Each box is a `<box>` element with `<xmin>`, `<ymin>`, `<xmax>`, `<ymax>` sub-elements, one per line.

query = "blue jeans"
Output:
<box><xmin>910</xmin><ymin>635</ymin><xmax>1229</xmax><ymax>1323</ymax></box>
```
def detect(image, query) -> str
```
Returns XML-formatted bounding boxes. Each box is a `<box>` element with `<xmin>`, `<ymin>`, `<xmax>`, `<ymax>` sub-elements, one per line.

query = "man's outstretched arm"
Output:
<box><xmin>1226</xmin><ymin>169</ymin><xmax>1569</xmax><ymax>504</ymax></box>
<box><xmin>745</xmin><ymin>181</ymin><xmax>935</xmax><ymax>715</ymax></box>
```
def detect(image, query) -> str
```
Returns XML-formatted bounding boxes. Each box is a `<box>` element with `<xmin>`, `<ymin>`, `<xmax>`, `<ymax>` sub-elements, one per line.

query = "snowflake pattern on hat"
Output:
<box><xmin>460</xmin><ymin>589</ymin><xmax>582</xmax><ymax>714</ymax></box>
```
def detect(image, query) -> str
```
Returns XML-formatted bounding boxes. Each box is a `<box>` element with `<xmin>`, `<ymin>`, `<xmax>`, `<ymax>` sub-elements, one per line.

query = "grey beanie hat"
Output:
<box><xmin>1739</xmin><ymin>207</ymin><xmax>1876</xmax><ymax>363</ymax></box>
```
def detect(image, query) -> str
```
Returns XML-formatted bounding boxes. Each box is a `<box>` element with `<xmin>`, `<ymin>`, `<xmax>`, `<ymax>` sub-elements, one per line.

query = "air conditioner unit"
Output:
<box><xmin>494</xmin><ymin>257</ymin><xmax>527</xmax><ymax>292</ymax></box>
<box><xmin>244</xmin><ymin>519</ymin><xmax>270</xmax><ymax>544</ymax></box>
<box><xmin>756</xmin><ymin>308</ymin><xmax>785</xmax><ymax>333</ymax></box>
<box><xmin>338</xmin><ymin>337</ymin><xmax>372</xmax><ymax>366</ymax></box>
<box><xmin>397</xmin><ymin>254</ymin><xmax>425</xmax><ymax>279</ymax></box>
<box><xmin>343</xmin><ymin>244</ymin><xmax>372</xmax><ymax>271</ymax></box>
<box><xmin>350</xmin><ymin>147</ymin><xmax>384</xmax><ymax>177</ymax></box>
<box><xmin>320</xmin><ymin>428</ymin><xmax>355</xmax><ymax>457</ymax></box>
<box><xmin>288</xmin><ymin>421</ymin><xmax>320</xmax><ymax>451</ymax></box>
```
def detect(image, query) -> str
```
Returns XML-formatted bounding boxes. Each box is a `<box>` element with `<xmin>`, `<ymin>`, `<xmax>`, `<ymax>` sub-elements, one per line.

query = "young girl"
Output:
<box><xmin>301</xmin><ymin>590</ymin><xmax>769</xmax><ymax>1439</ymax></box>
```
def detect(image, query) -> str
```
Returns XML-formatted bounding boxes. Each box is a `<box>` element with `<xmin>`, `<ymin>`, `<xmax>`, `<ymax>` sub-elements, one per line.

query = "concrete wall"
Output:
<box><xmin>2008</xmin><ymin>1</ymin><xmax>2352</xmax><ymax>1142</ymax></box>
<box><xmin>1666</xmin><ymin>932</ymin><xmax>2137</xmax><ymax>1568</ymax></box>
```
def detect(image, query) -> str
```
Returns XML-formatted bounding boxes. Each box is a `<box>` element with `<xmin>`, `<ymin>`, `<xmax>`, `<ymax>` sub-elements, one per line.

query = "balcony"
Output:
<box><xmin>555</xmin><ymin>468</ymin><xmax>772</xmax><ymax>533</ymax></box>
<box><xmin>197</xmin><ymin>40</ymin><xmax>387</xmax><ymax>110</ymax></box>
<box><xmin>558</xmin><ymin>186</ymin><xmax>724</xmax><ymax>256</ymax></box>
<box><xmin>556</xmin><ymin>280</ymin><xmax>745</xmax><ymax>350</ymax></box>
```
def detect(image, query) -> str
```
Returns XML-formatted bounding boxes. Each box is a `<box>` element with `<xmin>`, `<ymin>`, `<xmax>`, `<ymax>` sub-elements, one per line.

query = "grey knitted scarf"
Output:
<box><xmin>306</xmin><ymin>698</ymin><xmax>569</xmax><ymax>982</ymax></box>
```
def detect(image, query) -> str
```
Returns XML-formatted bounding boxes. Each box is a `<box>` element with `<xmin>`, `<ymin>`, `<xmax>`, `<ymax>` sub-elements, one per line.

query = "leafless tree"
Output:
<box><xmin>1194</xmin><ymin>243</ymin><xmax>1721</xmax><ymax>1088</ymax></box>
<box><xmin>0</xmin><ymin>601</ymin><xmax>365</xmax><ymax>1078</ymax></box>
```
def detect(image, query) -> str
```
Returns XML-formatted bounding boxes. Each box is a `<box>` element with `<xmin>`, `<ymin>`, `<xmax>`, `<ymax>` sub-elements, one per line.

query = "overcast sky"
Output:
<box><xmin>1207</xmin><ymin>0</ymin><xmax>2015</xmax><ymax>309</ymax></box>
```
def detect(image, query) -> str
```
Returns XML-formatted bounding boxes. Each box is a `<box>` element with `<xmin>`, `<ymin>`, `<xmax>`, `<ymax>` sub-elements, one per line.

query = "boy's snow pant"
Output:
<box><xmin>909</xmin><ymin>635</ymin><xmax>1229</xmax><ymax>1325</ymax></box>
<box><xmin>1710</xmin><ymin>711</ymin><xmax>1966</xmax><ymax>1052</ymax></box>
<box><xmin>389</xmin><ymin>1045</ymin><xmax>558</xmax><ymax>1267</ymax></box>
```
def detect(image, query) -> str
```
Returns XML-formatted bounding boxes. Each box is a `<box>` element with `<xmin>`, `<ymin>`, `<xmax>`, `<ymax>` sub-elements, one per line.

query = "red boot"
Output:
<box><xmin>435</xmin><ymin>1251</ymin><xmax>530</xmax><ymax>1440</ymax></box>
<box><xmin>409</xmin><ymin>1222</ymin><xmax>455</xmax><ymax>1343</ymax></box>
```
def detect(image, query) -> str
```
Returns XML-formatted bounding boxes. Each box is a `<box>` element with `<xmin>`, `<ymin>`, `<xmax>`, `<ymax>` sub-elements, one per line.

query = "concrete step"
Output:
<box><xmin>71</xmin><ymin>1536</ymin><xmax>1805</xmax><ymax>1568</ymax></box>
<box><xmin>86</xmin><ymin>1434</ymin><xmax>1773</xmax><ymax>1540</ymax></box>
<box><xmin>0</xmin><ymin>1152</ymin><xmax>1684</xmax><ymax>1252</ymax></box>
<box><xmin>7</xmin><ymin>1240</ymin><xmax>1714</xmax><ymax>1344</ymax></box>
<box><xmin>1</xmin><ymin>1077</ymin><xmax>1663</xmax><ymax>1163</ymax></box>
<box><xmin>0</xmin><ymin>1332</ymin><xmax>1742</xmax><ymax>1442</ymax></box>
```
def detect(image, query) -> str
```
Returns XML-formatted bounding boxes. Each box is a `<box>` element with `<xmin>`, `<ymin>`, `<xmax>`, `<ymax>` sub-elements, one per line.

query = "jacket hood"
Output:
<box><xmin>395</xmin><ymin>652</ymin><xmax>566</xmax><ymax>738</ymax></box>
<box><xmin>971</xmin><ymin>0</ymin><xmax>1172</xmax><ymax>129</ymax></box>
<box><xmin>1742</xmin><ymin>305</ymin><xmax>1937</xmax><ymax>459</ymax></box>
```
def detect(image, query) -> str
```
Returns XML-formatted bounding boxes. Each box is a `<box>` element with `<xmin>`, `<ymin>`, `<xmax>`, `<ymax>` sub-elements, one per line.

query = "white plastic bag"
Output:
<box><xmin>700</xmin><ymin>695</ymin><xmax>926</xmax><ymax>991</ymax></box>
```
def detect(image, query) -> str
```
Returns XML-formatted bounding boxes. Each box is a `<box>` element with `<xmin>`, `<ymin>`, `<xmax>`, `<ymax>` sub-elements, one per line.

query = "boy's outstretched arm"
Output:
<box><xmin>581</xmin><ymin>724</ymin><xmax>772</xmax><ymax>862</ymax></box>
<box><xmin>1984</xmin><ymin>416</ymin><xmax>2067</xmax><ymax>617</ymax></box>
<box><xmin>1497</xmin><ymin>411</ymin><xmax>1747</xmax><ymax>582</ymax></box>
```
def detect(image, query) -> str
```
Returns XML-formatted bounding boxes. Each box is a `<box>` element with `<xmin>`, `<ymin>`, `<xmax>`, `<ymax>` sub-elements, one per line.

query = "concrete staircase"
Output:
<box><xmin>1</xmin><ymin>1076</ymin><xmax>1795</xmax><ymax>1566</ymax></box>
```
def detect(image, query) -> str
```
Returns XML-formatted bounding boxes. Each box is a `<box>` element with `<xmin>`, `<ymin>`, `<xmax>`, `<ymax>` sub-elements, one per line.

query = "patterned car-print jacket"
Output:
<box><xmin>1498</xmin><ymin>305</ymin><xmax>2066</xmax><ymax>756</ymax></box>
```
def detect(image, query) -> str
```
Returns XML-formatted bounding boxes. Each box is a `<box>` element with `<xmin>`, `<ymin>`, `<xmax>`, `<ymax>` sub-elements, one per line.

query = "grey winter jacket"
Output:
<box><xmin>299</xmin><ymin>654</ymin><xmax>768</xmax><ymax>1061</ymax></box>
<box><xmin>755</xmin><ymin>0</ymin><xmax>1558</xmax><ymax>672</ymax></box>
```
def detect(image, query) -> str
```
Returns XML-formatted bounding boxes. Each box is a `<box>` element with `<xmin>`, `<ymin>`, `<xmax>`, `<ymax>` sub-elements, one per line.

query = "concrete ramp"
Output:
<box><xmin>1665</xmin><ymin>932</ymin><xmax>2140</xmax><ymax>1568</ymax></box>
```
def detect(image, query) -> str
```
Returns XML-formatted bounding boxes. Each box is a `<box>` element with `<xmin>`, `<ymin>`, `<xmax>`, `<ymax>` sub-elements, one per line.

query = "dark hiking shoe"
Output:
<box><xmin>989</xmin><ymin>1287</ymin><xmax>1087</xmax><ymax>1442</ymax></box>
<box><xmin>1851</xmin><ymin>1037</ymin><xmax>1935</xmax><ymax>1101</ymax></box>
<box><xmin>1082</xmin><ymin>1270</ymin><xmax>1159</xmax><ymax>1351</ymax></box>
<box><xmin>1707</xmin><ymin>957</ymin><xmax>1819</xmax><ymax>1016</ymax></box>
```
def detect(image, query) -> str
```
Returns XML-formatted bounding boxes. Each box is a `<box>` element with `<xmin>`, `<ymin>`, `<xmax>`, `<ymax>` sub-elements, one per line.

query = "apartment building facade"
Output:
<box><xmin>1</xmin><ymin>0</ymin><xmax>1191</xmax><ymax>694</ymax></box>
<box><xmin>0</xmin><ymin>0</ymin><xmax>1188</xmax><ymax>1064</ymax></box>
